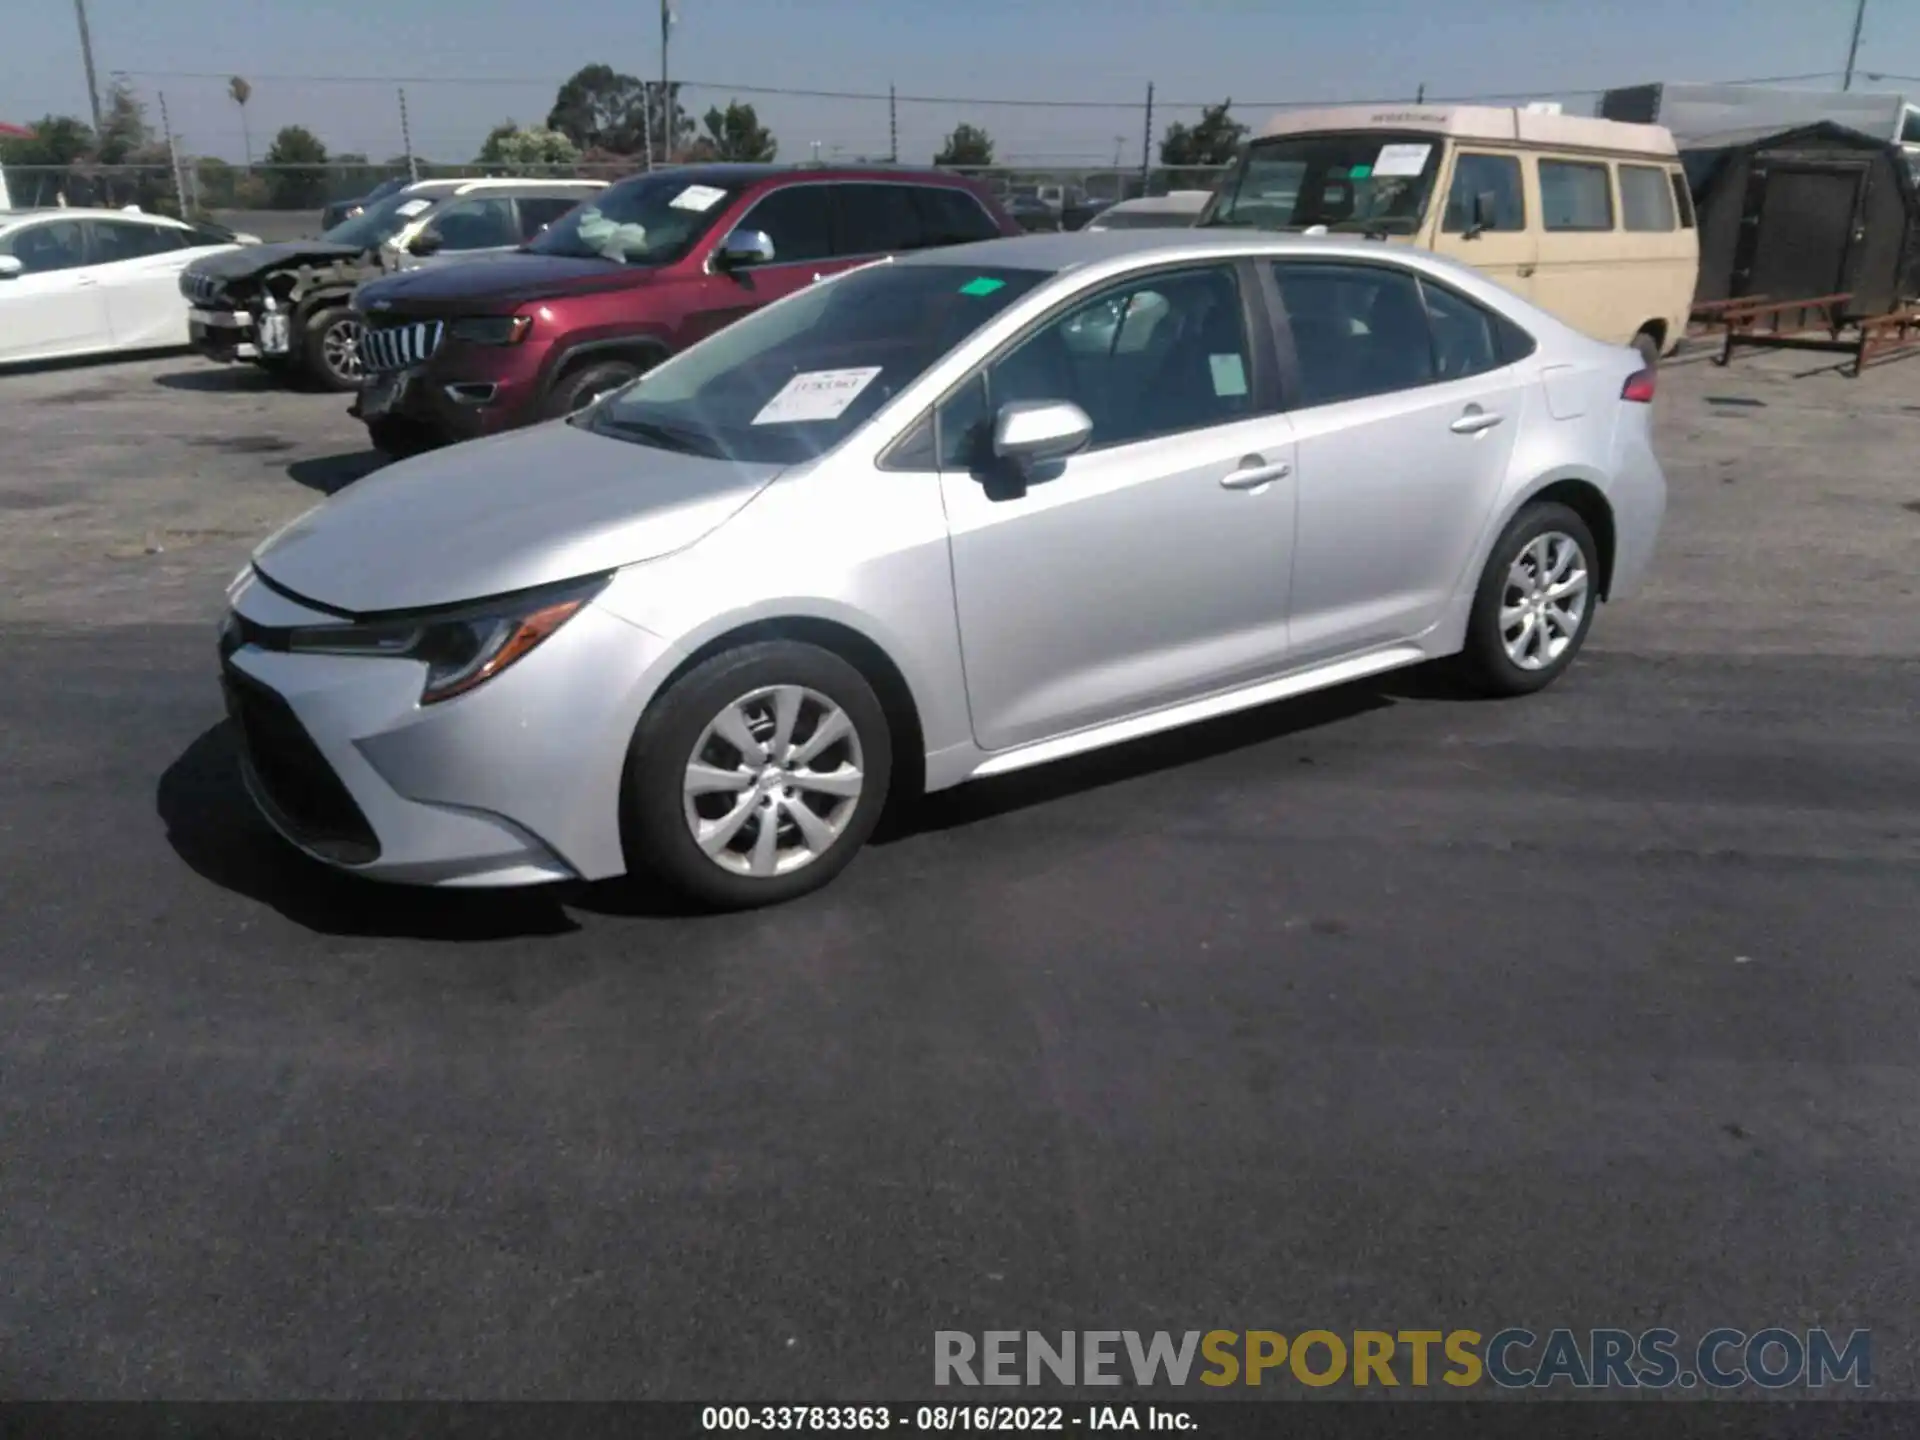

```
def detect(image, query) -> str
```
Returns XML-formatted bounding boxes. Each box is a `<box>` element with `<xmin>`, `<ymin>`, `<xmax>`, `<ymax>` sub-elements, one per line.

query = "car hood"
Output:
<box><xmin>357</xmin><ymin>251</ymin><xmax>650</xmax><ymax>313</ymax></box>
<box><xmin>186</xmin><ymin>239</ymin><xmax>370</xmax><ymax>281</ymax></box>
<box><xmin>252</xmin><ymin>420</ymin><xmax>782</xmax><ymax>614</ymax></box>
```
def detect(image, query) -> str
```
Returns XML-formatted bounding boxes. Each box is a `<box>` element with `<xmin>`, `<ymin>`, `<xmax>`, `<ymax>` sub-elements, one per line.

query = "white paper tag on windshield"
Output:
<box><xmin>671</xmin><ymin>184</ymin><xmax>728</xmax><ymax>212</ymax></box>
<box><xmin>1209</xmin><ymin>353</ymin><xmax>1248</xmax><ymax>398</ymax></box>
<box><xmin>752</xmin><ymin>368</ymin><xmax>884</xmax><ymax>425</ymax></box>
<box><xmin>394</xmin><ymin>198</ymin><xmax>432</xmax><ymax>217</ymax></box>
<box><xmin>1371</xmin><ymin>143</ymin><xmax>1432</xmax><ymax>177</ymax></box>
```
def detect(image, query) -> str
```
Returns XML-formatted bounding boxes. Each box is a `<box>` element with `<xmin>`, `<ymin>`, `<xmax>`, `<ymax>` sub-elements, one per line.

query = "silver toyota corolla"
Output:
<box><xmin>219</xmin><ymin>230</ymin><xmax>1666</xmax><ymax>909</ymax></box>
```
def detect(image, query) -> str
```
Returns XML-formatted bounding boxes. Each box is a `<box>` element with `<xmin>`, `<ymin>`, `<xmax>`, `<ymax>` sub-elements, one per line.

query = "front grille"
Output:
<box><xmin>357</xmin><ymin>319</ymin><xmax>445</xmax><ymax>374</ymax></box>
<box><xmin>221</xmin><ymin>663</ymin><xmax>381</xmax><ymax>865</ymax></box>
<box><xmin>181</xmin><ymin>271</ymin><xmax>225</xmax><ymax>305</ymax></box>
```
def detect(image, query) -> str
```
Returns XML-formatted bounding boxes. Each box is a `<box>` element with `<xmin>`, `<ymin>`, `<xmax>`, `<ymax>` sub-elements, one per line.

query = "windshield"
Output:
<box><xmin>527</xmin><ymin>174</ymin><xmax>741</xmax><ymax>264</ymax></box>
<box><xmin>1206</xmin><ymin>131</ymin><xmax>1442</xmax><ymax>234</ymax></box>
<box><xmin>583</xmin><ymin>262</ymin><xmax>1049</xmax><ymax>464</ymax></box>
<box><xmin>323</xmin><ymin>190</ymin><xmax>435</xmax><ymax>249</ymax></box>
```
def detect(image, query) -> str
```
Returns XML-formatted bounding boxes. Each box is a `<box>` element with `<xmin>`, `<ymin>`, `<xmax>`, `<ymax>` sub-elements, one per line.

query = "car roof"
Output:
<box><xmin>0</xmin><ymin>206</ymin><xmax>193</xmax><ymax>229</ymax></box>
<box><xmin>397</xmin><ymin>177</ymin><xmax>605</xmax><ymax>198</ymax></box>
<box><xmin>610</xmin><ymin>163</ymin><xmax>983</xmax><ymax>190</ymax></box>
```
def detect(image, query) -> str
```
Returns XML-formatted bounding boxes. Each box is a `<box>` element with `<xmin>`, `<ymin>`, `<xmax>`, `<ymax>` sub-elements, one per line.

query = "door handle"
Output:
<box><xmin>1517</xmin><ymin>264</ymin><xmax>1536</xmax><ymax>277</ymax></box>
<box><xmin>75</xmin><ymin>277</ymin><xmax>100</xmax><ymax>287</ymax></box>
<box><xmin>1220</xmin><ymin>456</ymin><xmax>1290</xmax><ymax>490</ymax></box>
<box><xmin>1450</xmin><ymin>407</ymin><xmax>1503</xmax><ymax>435</ymax></box>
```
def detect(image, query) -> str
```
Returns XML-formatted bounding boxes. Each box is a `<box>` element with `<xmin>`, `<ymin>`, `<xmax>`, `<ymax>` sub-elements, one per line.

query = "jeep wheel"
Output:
<box><xmin>545</xmin><ymin>358</ymin><xmax>645</xmax><ymax>419</ymax></box>
<box><xmin>303</xmin><ymin>308</ymin><xmax>364</xmax><ymax>392</ymax></box>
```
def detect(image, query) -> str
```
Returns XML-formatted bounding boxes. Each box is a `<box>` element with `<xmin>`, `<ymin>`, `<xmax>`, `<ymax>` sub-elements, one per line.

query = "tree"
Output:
<box><xmin>0</xmin><ymin>115</ymin><xmax>94</xmax><ymax>207</ymax></box>
<box><xmin>700</xmin><ymin>101</ymin><xmax>776</xmax><ymax>163</ymax></box>
<box><xmin>1159</xmin><ymin>99</ymin><xmax>1246</xmax><ymax>170</ymax></box>
<box><xmin>195</xmin><ymin>156</ymin><xmax>238</xmax><ymax>208</ymax></box>
<box><xmin>546</xmin><ymin>64</ymin><xmax>648</xmax><ymax>152</ymax></box>
<box><xmin>93</xmin><ymin>80</ymin><xmax>152</xmax><ymax>165</ymax></box>
<box><xmin>229</xmin><ymin>76</ymin><xmax>254</xmax><ymax>169</ymax></box>
<box><xmin>476</xmin><ymin>122</ymin><xmax>581</xmax><ymax>170</ymax></box>
<box><xmin>934</xmin><ymin>123</ymin><xmax>994</xmax><ymax>169</ymax></box>
<box><xmin>264</xmin><ymin>124</ymin><xmax>330</xmax><ymax>209</ymax></box>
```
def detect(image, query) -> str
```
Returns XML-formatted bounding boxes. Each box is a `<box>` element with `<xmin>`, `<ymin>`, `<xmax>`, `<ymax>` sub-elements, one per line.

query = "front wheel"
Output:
<box><xmin>544</xmin><ymin>358</ymin><xmax>643</xmax><ymax>420</ymax></box>
<box><xmin>1455</xmin><ymin>501</ymin><xmax>1599</xmax><ymax>697</ymax></box>
<box><xmin>302</xmin><ymin>308</ymin><xmax>363</xmax><ymax>392</ymax></box>
<box><xmin>364</xmin><ymin>415</ymin><xmax>440</xmax><ymax>460</ymax></box>
<box><xmin>623</xmin><ymin>641</ymin><xmax>893</xmax><ymax>911</ymax></box>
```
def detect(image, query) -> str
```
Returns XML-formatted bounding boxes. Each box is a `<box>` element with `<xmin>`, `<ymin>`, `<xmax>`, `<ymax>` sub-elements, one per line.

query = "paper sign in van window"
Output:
<box><xmin>1371</xmin><ymin>143</ymin><xmax>1433</xmax><ymax>177</ymax></box>
<box><xmin>394</xmin><ymin>198</ymin><xmax>432</xmax><ymax>217</ymax></box>
<box><xmin>670</xmin><ymin>184</ymin><xmax>728</xmax><ymax>212</ymax></box>
<box><xmin>752</xmin><ymin>367</ymin><xmax>884</xmax><ymax>425</ymax></box>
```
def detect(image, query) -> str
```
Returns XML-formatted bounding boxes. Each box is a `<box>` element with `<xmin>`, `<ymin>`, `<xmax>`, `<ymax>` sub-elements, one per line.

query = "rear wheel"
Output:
<box><xmin>1455</xmin><ymin>501</ymin><xmax>1599</xmax><ymax>697</ymax></box>
<box><xmin>544</xmin><ymin>358</ymin><xmax>646</xmax><ymax>419</ymax></box>
<box><xmin>302</xmin><ymin>307</ymin><xmax>363</xmax><ymax>392</ymax></box>
<box><xmin>623</xmin><ymin>641</ymin><xmax>893</xmax><ymax>911</ymax></box>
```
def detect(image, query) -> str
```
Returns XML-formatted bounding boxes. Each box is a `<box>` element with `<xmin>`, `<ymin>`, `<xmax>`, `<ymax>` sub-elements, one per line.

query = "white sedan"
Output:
<box><xmin>0</xmin><ymin>208</ymin><xmax>259</xmax><ymax>365</ymax></box>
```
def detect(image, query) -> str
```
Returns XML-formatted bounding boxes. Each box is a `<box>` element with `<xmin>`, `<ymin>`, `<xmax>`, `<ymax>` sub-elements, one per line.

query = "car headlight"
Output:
<box><xmin>447</xmin><ymin>315</ymin><xmax>533</xmax><ymax>345</ymax></box>
<box><xmin>283</xmin><ymin>574</ymin><xmax>608</xmax><ymax>704</ymax></box>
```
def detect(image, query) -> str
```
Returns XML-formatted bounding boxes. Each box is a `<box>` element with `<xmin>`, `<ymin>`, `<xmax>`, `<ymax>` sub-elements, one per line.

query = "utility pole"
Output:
<box><xmin>661</xmin><ymin>0</ymin><xmax>675</xmax><ymax>164</ymax></box>
<box><xmin>158</xmin><ymin>90</ymin><xmax>186</xmax><ymax>216</ymax></box>
<box><xmin>1415</xmin><ymin>82</ymin><xmax>1426</xmax><ymax>103</ymax></box>
<box><xmin>1843</xmin><ymin>0</ymin><xmax>1868</xmax><ymax>90</ymax></box>
<box><xmin>1141</xmin><ymin>82</ymin><xmax>1154</xmax><ymax>195</ymax></box>
<box><xmin>73</xmin><ymin>0</ymin><xmax>104</xmax><ymax>132</ymax></box>
<box><xmin>889</xmin><ymin>84</ymin><xmax>898</xmax><ymax>164</ymax></box>
<box><xmin>398</xmin><ymin>88</ymin><xmax>419</xmax><ymax>183</ymax></box>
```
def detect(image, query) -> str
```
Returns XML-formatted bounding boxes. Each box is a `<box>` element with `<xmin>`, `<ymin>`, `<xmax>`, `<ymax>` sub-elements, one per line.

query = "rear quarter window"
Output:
<box><xmin>1618</xmin><ymin>164</ymin><xmax>1677</xmax><ymax>232</ymax></box>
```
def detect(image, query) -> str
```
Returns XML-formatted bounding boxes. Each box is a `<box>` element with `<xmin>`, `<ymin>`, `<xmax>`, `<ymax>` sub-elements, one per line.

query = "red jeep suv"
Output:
<box><xmin>349</xmin><ymin>164</ymin><xmax>1020</xmax><ymax>454</ymax></box>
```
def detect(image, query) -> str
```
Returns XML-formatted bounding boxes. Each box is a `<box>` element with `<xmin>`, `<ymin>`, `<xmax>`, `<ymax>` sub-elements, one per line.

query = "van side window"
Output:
<box><xmin>1668</xmin><ymin>171</ymin><xmax>1696</xmax><ymax>229</ymax></box>
<box><xmin>1442</xmin><ymin>153</ymin><xmax>1525</xmax><ymax>233</ymax></box>
<box><xmin>1618</xmin><ymin>164</ymin><xmax>1677</xmax><ymax>232</ymax></box>
<box><xmin>1538</xmin><ymin>160</ymin><xmax>1614</xmax><ymax>232</ymax></box>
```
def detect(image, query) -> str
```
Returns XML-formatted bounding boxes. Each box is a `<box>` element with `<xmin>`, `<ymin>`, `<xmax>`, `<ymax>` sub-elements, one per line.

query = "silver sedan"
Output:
<box><xmin>219</xmin><ymin>230</ymin><xmax>1666</xmax><ymax>909</ymax></box>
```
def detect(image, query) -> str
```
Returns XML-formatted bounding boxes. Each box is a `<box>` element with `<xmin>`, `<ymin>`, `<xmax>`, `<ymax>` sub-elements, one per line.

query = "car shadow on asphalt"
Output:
<box><xmin>287</xmin><ymin>451</ymin><xmax>389</xmax><ymax>494</ymax></box>
<box><xmin>156</xmin><ymin>722</ymin><xmax>583</xmax><ymax>940</ymax></box>
<box><xmin>152</xmin><ymin>366</ymin><xmax>285</xmax><ymax>392</ymax></box>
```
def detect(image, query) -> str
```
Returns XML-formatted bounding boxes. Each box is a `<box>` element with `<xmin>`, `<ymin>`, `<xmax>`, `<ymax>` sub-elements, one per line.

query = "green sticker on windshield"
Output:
<box><xmin>959</xmin><ymin>277</ymin><xmax>1006</xmax><ymax>296</ymax></box>
<box><xmin>1349</xmin><ymin>164</ymin><xmax>1372</xmax><ymax>179</ymax></box>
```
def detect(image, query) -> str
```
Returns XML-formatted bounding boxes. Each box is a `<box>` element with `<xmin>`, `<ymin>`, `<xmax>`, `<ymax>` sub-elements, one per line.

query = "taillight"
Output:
<box><xmin>1622</xmin><ymin>368</ymin><xmax>1657</xmax><ymax>403</ymax></box>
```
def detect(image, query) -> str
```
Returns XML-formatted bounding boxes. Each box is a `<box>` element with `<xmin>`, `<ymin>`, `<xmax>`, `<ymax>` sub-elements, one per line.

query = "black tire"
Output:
<box><xmin>1632</xmin><ymin>330</ymin><xmax>1661</xmax><ymax>370</ymax></box>
<box><xmin>623</xmin><ymin>641</ymin><xmax>894</xmax><ymax>911</ymax></box>
<box><xmin>1455</xmin><ymin>501</ymin><xmax>1600</xmax><ymax>698</ymax></box>
<box><xmin>544</xmin><ymin>358</ymin><xmax>645</xmax><ymax>419</ymax></box>
<box><xmin>365</xmin><ymin>415</ymin><xmax>440</xmax><ymax>460</ymax></box>
<box><xmin>301</xmin><ymin>307</ymin><xmax>363</xmax><ymax>392</ymax></box>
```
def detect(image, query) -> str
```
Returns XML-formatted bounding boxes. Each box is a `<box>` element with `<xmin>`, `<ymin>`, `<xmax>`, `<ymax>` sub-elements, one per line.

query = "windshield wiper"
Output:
<box><xmin>585</xmin><ymin>414</ymin><xmax>724</xmax><ymax>457</ymax></box>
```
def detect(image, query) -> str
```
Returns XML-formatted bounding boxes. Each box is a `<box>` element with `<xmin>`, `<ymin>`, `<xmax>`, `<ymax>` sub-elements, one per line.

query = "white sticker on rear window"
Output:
<box><xmin>394</xmin><ymin>198</ymin><xmax>432</xmax><ymax>217</ymax></box>
<box><xmin>671</xmin><ymin>184</ymin><xmax>729</xmax><ymax>212</ymax></box>
<box><xmin>752</xmin><ymin>367</ymin><xmax>884</xmax><ymax>425</ymax></box>
<box><xmin>1371</xmin><ymin>143</ymin><xmax>1433</xmax><ymax>177</ymax></box>
<box><xmin>1208</xmin><ymin>353</ymin><xmax>1248</xmax><ymax>398</ymax></box>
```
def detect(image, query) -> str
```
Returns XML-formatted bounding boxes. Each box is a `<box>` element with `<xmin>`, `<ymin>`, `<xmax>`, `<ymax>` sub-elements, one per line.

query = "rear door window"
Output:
<box><xmin>914</xmin><ymin>185</ymin><xmax>1002</xmax><ymax>245</ymax></box>
<box><xmin>89</xmin><ymin>219</ymin><xmax>188</xmax><ymax>263</ymax></box>
<box><xmin>1538</xmin><ymin>160</ymin><xmax>1615</xmax><ymax>232</ymax></box>
<box><xmin>834</xmin><ymin>183</ymin><xmax>927</xmax><ymax>256</ymax></box>
<box><xmin>517</xmin><ymin>196</ymin><xmax>584</xmax><ymax>240</ymax></box>
<box><xmin>429</xmin><ymin>196</ymin><xmax>521</xmax><ymax>250</ymax></box>
<box><xmin>1618</xmin><ymin>164</ymin><xmax>1677</xmax><ymax>231</ymax></box>
<box><xmin>1269</xmin><ymin>261</ymin><xmax>1436</xmax><ymax>407</ymax></box>
<box><xmin>737</xmin><ymin>184</ymin><xmax>835</xmax><ymax>265</ymax></box>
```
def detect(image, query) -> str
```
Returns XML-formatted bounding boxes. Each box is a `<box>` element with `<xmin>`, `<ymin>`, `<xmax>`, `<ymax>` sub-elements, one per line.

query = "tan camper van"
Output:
<box><xmin>1202</xmin><ymin>105</ymin><xmax>1699</xmax><ymax>362</ymax></box>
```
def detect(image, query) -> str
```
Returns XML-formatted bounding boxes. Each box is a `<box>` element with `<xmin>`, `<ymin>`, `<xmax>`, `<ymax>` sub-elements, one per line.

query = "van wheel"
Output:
<box><xmin>545</xmin><ymin>358</ymin><xmax>646</xmax><ymax>419</ymax></box>
<box><xmin>1632</xmin><ymin>330</ymin><xmax>1662</xmax><ymax>369</ymax></box>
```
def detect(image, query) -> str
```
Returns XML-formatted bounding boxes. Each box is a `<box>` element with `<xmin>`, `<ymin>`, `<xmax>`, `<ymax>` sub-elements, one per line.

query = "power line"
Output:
<box><xmin>112</xmin><ymin>68</ymin><xmax>1851</xmax><ymax>111</ymax></box>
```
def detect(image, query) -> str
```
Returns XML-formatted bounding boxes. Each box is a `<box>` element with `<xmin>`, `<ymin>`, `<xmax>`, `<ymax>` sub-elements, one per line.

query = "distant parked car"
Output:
<box><xmin>346</xmin><ymin>163</ymin><xmax>1020</xmax><ymax>456</ymax></box>
<box><xmin>320</xmin><ymin>177</ymin><xmax>412</xmax><ymax>233</ymax></box>
<box><xmin>0</xmin><ymin>207</ymin><xmax>255</xmax><ymax>365</ymax></box>
<box><xmin>180</xmin><ymin>177</ymin><xmax>605</xmax><ymax>391</ymax></box>
<box><xmin>218</xmin><ymin>230</ymin><xmax>1667</xmax><ymax>911</ymax></box>
<box><xmin>1004</xmin><ymin>188</ymin><xmax>1061</xmax><ymax>232</ymax></box>
<box><xmin>1084</xmin><ymin>191</ymin><xmax>1214</xmax><ymax>230</ymax></box>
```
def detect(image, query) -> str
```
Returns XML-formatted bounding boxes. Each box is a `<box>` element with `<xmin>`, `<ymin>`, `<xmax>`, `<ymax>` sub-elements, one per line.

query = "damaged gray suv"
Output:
<box><xmin>179</xmin><ymin>177</ymin><xmax>604</xmax><ymax>390</ymax></box>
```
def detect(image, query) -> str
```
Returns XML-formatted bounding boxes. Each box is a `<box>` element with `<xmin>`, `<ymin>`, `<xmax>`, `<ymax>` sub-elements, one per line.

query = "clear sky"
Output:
<box><xmin>7</xmin><ymin>0</ymin><xmax>1920</xmax><ymax>169</ymax></box>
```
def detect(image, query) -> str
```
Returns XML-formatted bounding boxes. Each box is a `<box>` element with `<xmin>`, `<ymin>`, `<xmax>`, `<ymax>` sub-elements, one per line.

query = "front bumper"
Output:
<box><xmin>222</xmin><ymin>573</ymin><xmax>682</xmax><ymax>887</ymax></box>
<box><xmin>353</xmin><ymin>331</ymin><xmax>554</xmax><ymax>442</ymax></box>
<box><xmin>189</xmin><ymin>305</ymin><xmax>293</xmax><ymax>363</ymax></box>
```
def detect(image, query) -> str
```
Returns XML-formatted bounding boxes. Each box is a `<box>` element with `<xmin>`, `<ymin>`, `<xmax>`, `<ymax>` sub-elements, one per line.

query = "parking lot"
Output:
<box><xmin>3</xmin><ymin>343</ymin><xmax>1919</xmax><ymax>1398</ymax></box>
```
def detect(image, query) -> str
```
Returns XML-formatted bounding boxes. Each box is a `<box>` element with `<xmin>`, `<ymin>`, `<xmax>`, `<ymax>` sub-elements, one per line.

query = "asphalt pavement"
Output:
<box><xmin>2</xmin><ymin>345</ymin><xmax>1918</xmax><ymax>1399</ymax></box>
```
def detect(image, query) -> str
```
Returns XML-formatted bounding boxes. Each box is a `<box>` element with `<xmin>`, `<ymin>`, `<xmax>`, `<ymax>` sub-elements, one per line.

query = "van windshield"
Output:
<box><xmin>1204</xmin><ymin>131</ymin><xmax>1443</xmax><ymax>235</ymax></box>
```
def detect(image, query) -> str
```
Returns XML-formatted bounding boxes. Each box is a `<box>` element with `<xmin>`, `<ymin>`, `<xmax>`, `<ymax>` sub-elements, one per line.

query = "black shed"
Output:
<box><xmin>1683</xmin><ymin>121</ymin><xmax>1920</xmax><ymax>317</ymax></box>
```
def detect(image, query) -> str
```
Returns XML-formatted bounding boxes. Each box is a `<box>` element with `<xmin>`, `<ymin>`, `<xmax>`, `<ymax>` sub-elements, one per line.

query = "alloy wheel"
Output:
<box><xmin>681</xmin><ymin>684</ymin><xmax>866</xmax><ymax>878</ymax></box>
<box><xmin>322</xmin><ymin>318</ymin><xmax>364</xmax><ymax>384</ymax></box>
<box><xmin>1500</xmin><ymin>530</ymin><xmax>1589</xmax><ymax>671</ymax></box>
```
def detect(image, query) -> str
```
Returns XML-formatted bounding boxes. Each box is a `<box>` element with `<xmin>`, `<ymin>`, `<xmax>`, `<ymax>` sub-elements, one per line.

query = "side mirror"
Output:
<box><xmin>407</xmin><ymin>228</ymin><xmax>444</xmax><ymax>257</ymax></box>
<box><xmin>717</xmin><ymin>228</ymin><xmax>776</xmax><ymax>269</ymax></box>
<box><xmin>1464</xmin><ymin>190</ymin><xmax>1497</xmax><ymax>239</ymax></box>
<box><xmin>983</xmin><ymin>399</ymin><xmax>1092</xmax><ymax>496</ymax></box>
<box><xmin>0</xmin><ymin>255</ymin><xmax>22</xmax><ymax>280</ymax></box>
